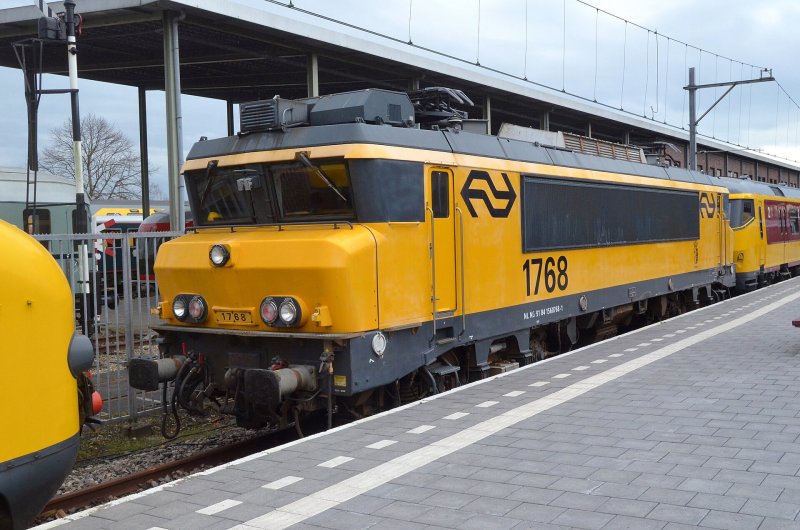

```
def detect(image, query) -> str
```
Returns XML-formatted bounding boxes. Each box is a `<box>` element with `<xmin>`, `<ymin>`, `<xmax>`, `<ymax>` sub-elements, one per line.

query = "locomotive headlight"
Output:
<box><xmin>209</xmin><ymin>244</ymin><xmax>230</xmax><ymax>267</ymax></box>
<box><xmin>279</xmin><ymin>299</ymin><xmax>298</xmax><ymax>325</ymax></box>
<box><xmin>260</xmin><ymin>297</ymin><xmax>278</xmax><ymax>325</ymax></box>
<box><xmin>172</xmin><ymin>296</ymin><xmax>187</xmax><ymax>320</ymax></box>
<box><xmin>188</xmin><ymin>296</ymin><xmax>207</xmax><ymax>322</ymax></box>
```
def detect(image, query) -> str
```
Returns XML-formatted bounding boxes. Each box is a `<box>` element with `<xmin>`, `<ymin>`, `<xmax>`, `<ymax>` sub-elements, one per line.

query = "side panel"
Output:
<box><xmin>454</xmin><ymin>165</ymin><xmax>728</xmax><ymax>321</ymax></box>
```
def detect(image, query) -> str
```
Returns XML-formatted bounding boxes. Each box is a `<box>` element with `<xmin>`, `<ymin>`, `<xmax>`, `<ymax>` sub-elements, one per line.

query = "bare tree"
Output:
<box><xmin>148</xmin><ymin>181</ymin><xmax>166</xmax><ymax>200</ymax></box>
<box><xmin>41</xmin><ymin>114</ymin><xmax>148</xmax><ymax>200</ymax></box>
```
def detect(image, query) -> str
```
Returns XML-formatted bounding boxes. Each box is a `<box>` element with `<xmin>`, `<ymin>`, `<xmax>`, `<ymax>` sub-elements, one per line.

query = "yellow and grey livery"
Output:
<box><xmin>0</xmin><ymin>220</ymin><xmax>94</xmax><ymax>529</ymax></box>
<box><xmin>135</xmin><ymin>88</ymin><xmax>736</xmax><ymax>431</ymax></box>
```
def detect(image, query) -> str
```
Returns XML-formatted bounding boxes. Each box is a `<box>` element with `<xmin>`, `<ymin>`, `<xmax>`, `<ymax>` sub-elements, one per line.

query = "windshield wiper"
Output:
<box><xmin>198</xmin><ymin>159</ymin><xmax>219</xmax><ymax>210</ymax></box>
<box><xmin>295</xmin><ymin>151</ymin><xmax>348</xmax><ymax>204</ymax></box>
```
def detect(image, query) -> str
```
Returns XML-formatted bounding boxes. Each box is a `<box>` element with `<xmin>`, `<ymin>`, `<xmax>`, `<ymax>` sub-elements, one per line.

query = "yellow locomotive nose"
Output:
<box><xmin>155</xmin><ymin>225</ymin><xmax>378</xmax><ymax>333</ymax></box>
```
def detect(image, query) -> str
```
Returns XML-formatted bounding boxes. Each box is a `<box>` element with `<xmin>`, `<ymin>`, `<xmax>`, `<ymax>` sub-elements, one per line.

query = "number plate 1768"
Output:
<box><xmin>214</xmin><ymin>309</ymin><xmax>254</xmax><ymax>325</ymax></box>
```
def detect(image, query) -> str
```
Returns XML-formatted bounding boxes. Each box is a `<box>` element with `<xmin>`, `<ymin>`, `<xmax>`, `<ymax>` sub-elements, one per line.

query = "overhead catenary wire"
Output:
<box><xmin>664</xmin><ymin>36</ymin><xmax>670</xmax><ymax>124</ymax></box>
<box><xmin>681</xmin><ymin>43</ymin><xmax>687</xmax><ymax>129</ymax></box>
<box><xmin>260</xmin><ymin>0</ymin><xmax>800</xmax><ymax>164</ymax></box>
<box><xmin>407</xmin><ymin>0</ymin><xmax>412</xmax><ymax>44</ymax></box>
<box><xmin>643</xmin><ymin>30</ymin><xmax>649</xmax><ymax>117</ymax></box>
<box><xmin>562</xmin><ymin>0</ymin><xmax>566</xmax><ymax>92</ymax></box>
<box><xmin>523</xmin><ymin>0</ymin><xmax>528</xmax><ymax>80</ymax></box>
<box><xmin>476</xmin><ymin>0</ymin><xmax>481</xmax><ymax>65</ymax></box>
<box><xmin>620</xmin><ymin>20</ymin><xmax>627</xmax><ymax>110</ymax></box>
<box><xmin>593</xmin><ymin>7</ymin><xmax>598</xmax><ymax>102</ymax></box>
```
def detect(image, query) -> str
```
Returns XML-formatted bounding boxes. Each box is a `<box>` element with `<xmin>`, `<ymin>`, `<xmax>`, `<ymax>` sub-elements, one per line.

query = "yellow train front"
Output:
<box><xmin>722</xmin><ymin>177</ymin><xmax>800</xmax><ymax>291</ymax></box>
<box><xmin>137</xmin><ymin>88</ymin><xmax>736</xmax><ymax>431</ymax></box>
<box><xmin>0</xmin><ymin>220</ymin><xmax>95</xmax><ymax>529</ymax></box>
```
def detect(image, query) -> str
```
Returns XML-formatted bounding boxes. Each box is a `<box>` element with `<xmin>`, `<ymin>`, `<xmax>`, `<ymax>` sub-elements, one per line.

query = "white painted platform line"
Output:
<box><xmin>263</xmin><ymin>476</ymin><xmax>303</xmax><ymax>490</ymax></box>
<box><xmin>227</xmin><ymin>289</ymin><xmax>800</xmax><ymax>530</ymax></box>
<box><xmin>443</xmin><ymin>412</ymin><xmax>469</xmax><ymax>420</ymax></box>
<box><xmin>529</xmin><ymin>381</ymin><xmax>550</xmax><ymax>387</ymax></box>
<box><xmin>624</xmin><ymin>348</ymin><xmax>638</xmax><ymax>352</ymax></box>
<box><xmin>609</xmin><ymin>353</ymin><xmax>624</xmax><ymax>358</ymax></box>
<box><xmin>572</xmin><ymin>366</ymin><xmax>589</xmax><ymax>371</ymax></box>
<box><xmin>476</xmin><ymin>400</ymin><xmax>499</xmax><ymax>408</ymax></box>
<box><xmin>553</xmin><ymin>373</ymin><xmax>571</xmax><ymax>379</ymax></box>
<box><xmin>407</xmin><ymin>425</ymin><xmax>436</xmax><ymax>434</ymax></box>
<box><xmin>636</xmin><ymin>343</ymin><xmax>651</xmax><ymax>347</ymax></box>
<box><xmin>147</xmin><ymin>527</ymin><xmax>169</xmax><ymax>530</ymax></box>
<box><xmin>504</xmin><ymin>390</ymin><xmax>526</xmax><ymax>397</ymax></box>
<box><xmin>318</xmin><ymin>456</ymin><xmax>353</xmax><ymax>468</ymax></box>
<box><xmin>197</xmin><ymin>499</ymin><xmax>241</xmax><ymax>515</ymax></box>
<box><xmin>650</xmin><ymin>338</ymin><xmax>663</xmax><ymax>342</ymax></box>
<box><xmin>590</xmin><ymin>359</ymin><xmax>607</xmax><ymax>364</ymax></box>
<box><xmin>663</xmin><ymin>333</ymin><xmax>676</xmax><ymax>337</ymax></box>
<box><xmin>366</xmin><ymin>439</ymin><xmax>397</xmax><ymax>449</ymax></box>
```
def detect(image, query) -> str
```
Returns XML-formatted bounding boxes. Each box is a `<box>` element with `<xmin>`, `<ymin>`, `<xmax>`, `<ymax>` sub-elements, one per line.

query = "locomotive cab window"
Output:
<box><xmin>431</xmin><ymin>171</ymin><xmax>450</xmax><ymax>218</ymax></box>
<box><xmin>270</xmin><ymin>158</ymin><xmax>353</xmax><ymax>220</ymax></box>
<box><xmin>186</xmin><ymin>164</ymin><xmax>275</xmax><ymax>226</ymax></box>
<box><xmin>729</xmin><ymin>199</ymin><xmax>755</xmax><ymax>229</ymax></box>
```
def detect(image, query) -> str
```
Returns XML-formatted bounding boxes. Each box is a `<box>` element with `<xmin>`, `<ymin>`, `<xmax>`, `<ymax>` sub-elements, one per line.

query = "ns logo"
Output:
<box><xmin>699</xmin><ymin>192</ymin><xmax>717</xmax><ymax>218</ymax></box>
<box><xmin>460</xmin><ymin>170</ymin><xmax>517</xmax><ymax>218</ymax></box>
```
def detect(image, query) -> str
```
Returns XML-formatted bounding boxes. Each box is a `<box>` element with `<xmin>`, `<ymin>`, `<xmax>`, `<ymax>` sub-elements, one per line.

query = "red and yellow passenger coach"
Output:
<box><xmin>723</xmin><ymin>177</ymin><xmax>800</xmax><ymax>291</ymax></box>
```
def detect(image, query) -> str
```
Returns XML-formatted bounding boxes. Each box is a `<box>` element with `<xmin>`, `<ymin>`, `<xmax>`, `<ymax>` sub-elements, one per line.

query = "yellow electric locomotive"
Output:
<box><xmin>0</xmin><ymin>220</ymin><xmax>95</xmax><ymax>529</ymax></box>
<box><xmin>722</xmin><ymin>177</ymin><xmax>800</xmax><ymax>291</ymax></box>
<box><xmin>132</xmin><ymin>88</ymin><xmax>735</xmax><ymax>431</ymax></box>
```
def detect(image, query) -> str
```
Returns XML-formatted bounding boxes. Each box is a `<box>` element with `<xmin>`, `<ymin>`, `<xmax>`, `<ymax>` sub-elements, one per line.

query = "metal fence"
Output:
<box><xmin>35</xmin><ymin>230</ymin><xmax>184</xmax><ymax>424</ymax></box>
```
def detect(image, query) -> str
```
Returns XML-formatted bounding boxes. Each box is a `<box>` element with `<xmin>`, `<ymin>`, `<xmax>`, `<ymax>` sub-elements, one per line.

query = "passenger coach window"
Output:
<box><xmin>23</xmin><ymin>207</ymin><xmax>51</xmax><ymax>235</ymax></box>
<box><xmin>791</xmin><ymin>208</ymin><xmax>800</xmax><ymax>234</ymax></box>
<box><xmin>431</xmin><ymin>171</ymin><xmax>450</xmax><ymax>218</ymax></box>
<box><xmin>729</xmin><ymin>199</ymin><xmax>754</xmax><ymax>229</ymax></box>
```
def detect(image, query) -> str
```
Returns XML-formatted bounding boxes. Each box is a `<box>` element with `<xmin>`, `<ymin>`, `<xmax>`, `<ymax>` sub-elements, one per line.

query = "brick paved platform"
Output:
<box><xmin>40</xmin><ymin>278</ymin><xmax>800</xmax><ymax>530</ymax></box>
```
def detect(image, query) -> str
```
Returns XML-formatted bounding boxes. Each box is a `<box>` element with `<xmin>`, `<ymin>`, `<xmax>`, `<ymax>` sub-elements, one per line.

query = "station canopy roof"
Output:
<box><xmin>0</xmin><ymin>0</ymin><xmax>797</xmax><ymax>171</ymax></box>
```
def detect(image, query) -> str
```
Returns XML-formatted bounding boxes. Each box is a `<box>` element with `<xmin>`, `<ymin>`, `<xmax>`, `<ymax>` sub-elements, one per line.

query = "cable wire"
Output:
<box><xmin>593</xmin><ymin>7</ymin><xmax>598</xmax><ymax>102</ymax></box>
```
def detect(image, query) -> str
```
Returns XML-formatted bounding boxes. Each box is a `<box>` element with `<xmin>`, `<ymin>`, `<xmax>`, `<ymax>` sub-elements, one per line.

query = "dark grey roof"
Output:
<box><xmin>716</xmin><ymin>176</ymin><xmax>800</xmax><ymax>199</ymax></box>
<box><xmin>187</xmin><ymin>123</ymin><xmax>715</xmax><ymax>188</ymax></box>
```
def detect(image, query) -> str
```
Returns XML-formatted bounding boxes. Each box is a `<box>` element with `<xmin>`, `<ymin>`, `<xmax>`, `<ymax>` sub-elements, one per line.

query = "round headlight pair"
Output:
<box><xmin>260</xmin><ymin>297</ymin><xmax>301</xmax><ymax>327</ymax></box>
<box><xmin>173</xmin><ymin>294</ymin><xmax>208</xmax><ymax>323</ymax></box>
<box><xmin>209</xmin><ymin>244</ymin><xmax>230</xmax><ymax>267</ymax></box>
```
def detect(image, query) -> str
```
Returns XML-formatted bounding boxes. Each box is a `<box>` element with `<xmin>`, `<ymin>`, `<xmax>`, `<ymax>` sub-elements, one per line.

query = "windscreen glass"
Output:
<box><xmin>729</xmin><ymin>198</ymin><xmax>755</xmax><ymax>229</ymax></box>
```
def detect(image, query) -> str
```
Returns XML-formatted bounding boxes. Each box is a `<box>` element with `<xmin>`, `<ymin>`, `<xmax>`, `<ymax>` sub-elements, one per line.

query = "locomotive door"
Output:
<box><xmin>758</xmin><ymin>203</ymin><xmax>766</xmax><ymax>269</ymax></box>
<box><xmin>429</xmin><ymin>169</ymin><xmax>456</xmax><ymax>315</ymax></box>
<box><xmin>781</xmin><ymin>204</ymin><xmax>789</xmax><ymax>265</ymax></box>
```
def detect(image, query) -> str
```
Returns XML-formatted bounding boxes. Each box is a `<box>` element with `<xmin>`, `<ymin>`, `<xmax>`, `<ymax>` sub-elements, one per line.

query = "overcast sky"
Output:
<box><xmin>1</xmin><ymin>0</ymin><xmax>799</xmax><ymax>194</ymax></box>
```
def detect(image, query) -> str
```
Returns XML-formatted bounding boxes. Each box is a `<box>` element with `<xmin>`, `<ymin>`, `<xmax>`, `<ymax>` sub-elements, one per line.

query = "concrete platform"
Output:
<box><xmin>40</xmin><ymin>278</ymin><xmax>800</xmax><ymax>530</ymax></box>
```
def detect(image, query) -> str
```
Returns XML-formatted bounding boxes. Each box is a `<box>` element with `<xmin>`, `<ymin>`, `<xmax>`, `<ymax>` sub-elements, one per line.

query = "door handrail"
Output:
<box><xmin>456</xmin><ymin>206</ymin><xmax>466</xmax><ymax>337</ymax></box>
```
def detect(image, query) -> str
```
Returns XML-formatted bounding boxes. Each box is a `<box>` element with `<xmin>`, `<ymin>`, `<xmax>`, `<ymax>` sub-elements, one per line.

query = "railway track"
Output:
<box><xmin>38</xmin><ymin>420</ymin><xmax>324</xmax><ymax>522</ymax></box>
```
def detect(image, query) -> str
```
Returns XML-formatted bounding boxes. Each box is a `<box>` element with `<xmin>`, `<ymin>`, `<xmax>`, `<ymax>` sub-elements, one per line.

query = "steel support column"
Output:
<box><xmin>138</xmin><ymin>86</ymin><xmax>149</xmax><ymax>218</ymax></box>
<box><xmin>226</xmin><ymin>100</ymin><xmax>234</xmax><ymax>136</ymax></box>
<box><xmin>484</xmin><ymin>95</ymin><xmax>491</xmax><ymax>133</ymax></box>
<box><xmin>307</xmin><ymin>52</ymin><xmax>319</xmax><ymax>98</ymax></box>
<box><xmin>163</xmin><ymin>11</ymin><xmax>184</xmax><ymax>231</ymax></box>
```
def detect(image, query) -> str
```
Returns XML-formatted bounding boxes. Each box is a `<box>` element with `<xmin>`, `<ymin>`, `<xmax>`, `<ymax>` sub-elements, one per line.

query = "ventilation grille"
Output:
<box><xmin>240</xmin><ymin>100</ymin><xmax>278</xmax><ymax>133</ymax></box>
<box><xmin>239</xmin><ymin>99</ymin><xmax>309</xmax><ymax>134</ymax></box>
<box><xmin>562</xmin><ymin>132</ymin><xmax>645</xmax><ymax>163</ymax></box>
